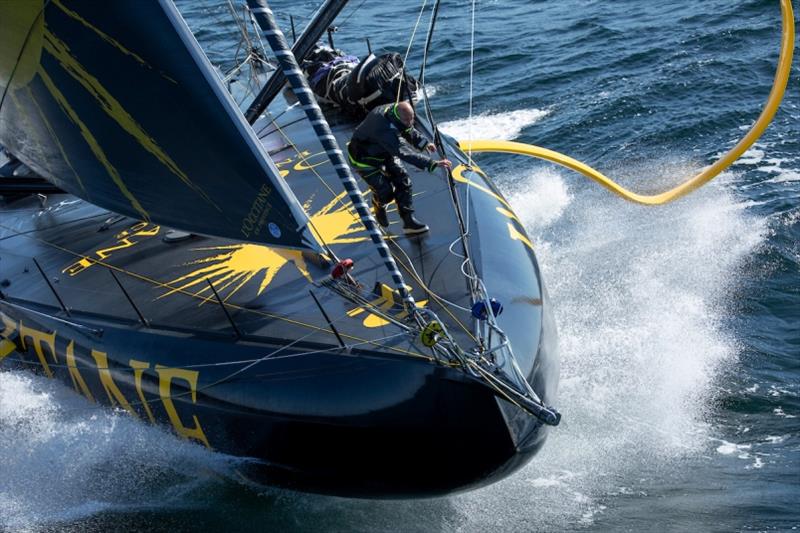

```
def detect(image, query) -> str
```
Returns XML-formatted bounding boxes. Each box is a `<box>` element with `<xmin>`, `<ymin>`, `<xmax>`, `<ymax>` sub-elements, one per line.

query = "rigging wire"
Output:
<box><xmin>9</xmin><ymin>331</ymin><xmax>411</xmax><ymax>415</ymax></box>
<box><xmin>0</xmin><ymin>222</ymin><xmax>429</xmax><ymax>361</ymax></box>
<box><xmin>462</xmin><ymin>0</ymin><xmax>477</xmax><ymax>277</ymax></box>
<box><xmin>466</xmin><ymin>0</ymin><xmax>476</xmax><ymax>168</ymax></box>
<box><xmin>395</xmin><ymin>0</ymin><xmax>430</xmax><ymax>104</ymax></box>
<box><xmin>262</xmin><ymin>111</ymin><xmax>473</xmax><ymax>338</ymax></box>
<box><xmin>338</xmin><ymin>0</ymin><xmax>370</xmax><ymax>30</ymax></box>
<box><xmin>420</xmin><ymin>0</ymin><xmax>482</xmax><ymax>291</ymax></box>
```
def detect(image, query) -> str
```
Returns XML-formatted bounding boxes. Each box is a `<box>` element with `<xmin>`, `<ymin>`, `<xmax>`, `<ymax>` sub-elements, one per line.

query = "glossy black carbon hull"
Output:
<box><xmin>0</xmin><ymin>0</ymin><xmax>559</xmax><ymax>495</ymax></box>
<box><xmin>0</xmin><ymin>295</ymin><xmax>556</xmax><ymax>497</ymax></box>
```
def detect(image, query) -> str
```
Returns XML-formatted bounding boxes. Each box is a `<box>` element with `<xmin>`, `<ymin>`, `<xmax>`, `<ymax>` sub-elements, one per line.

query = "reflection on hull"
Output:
<box><xmin>0</xmin><ymin>298</ymin><xmax>557</xmax><ymax>497</ymax></box>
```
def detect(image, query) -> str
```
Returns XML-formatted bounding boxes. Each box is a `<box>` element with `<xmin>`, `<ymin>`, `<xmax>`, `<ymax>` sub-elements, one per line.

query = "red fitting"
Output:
<box><xmin>331</xmin><ymin>258</ymin><xmax>354</xmax><ymax>279</ymax></box>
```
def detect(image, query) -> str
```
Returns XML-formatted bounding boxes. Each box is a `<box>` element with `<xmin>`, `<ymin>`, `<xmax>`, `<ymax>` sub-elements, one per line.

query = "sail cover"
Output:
<box><xmin>0</xmin><ymin>0</ymin><xmax>320</xmax><ymax>251</ymax></box>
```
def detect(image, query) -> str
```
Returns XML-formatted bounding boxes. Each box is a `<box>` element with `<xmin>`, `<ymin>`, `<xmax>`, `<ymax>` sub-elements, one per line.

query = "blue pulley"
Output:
<box><xmin>471</xmin><ymin>298</ymin><xmax>503</xmax><ymax>320</ymax></box>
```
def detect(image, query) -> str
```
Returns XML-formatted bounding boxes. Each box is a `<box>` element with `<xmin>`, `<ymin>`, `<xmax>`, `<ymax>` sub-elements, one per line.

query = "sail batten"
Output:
<box><xmin>0</xmin><ymin>0</ymin><xmax>321</xmax><ymax>252</ymax></box>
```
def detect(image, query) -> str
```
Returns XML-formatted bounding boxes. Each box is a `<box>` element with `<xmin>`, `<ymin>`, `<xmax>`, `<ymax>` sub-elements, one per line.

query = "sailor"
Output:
<box><xmin>347</xmin><ymin>101</ymin><xmax>451</xmax><ymax>234</ymax></box>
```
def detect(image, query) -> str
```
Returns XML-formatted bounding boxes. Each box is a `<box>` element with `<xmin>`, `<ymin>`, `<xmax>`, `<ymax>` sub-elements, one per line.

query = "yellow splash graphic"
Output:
<box><xmin>347</xmin><ymin>283</ymin><xmax>429</xmax><ymax>328</ymax></box>
<box><xmin>38</xmin><ymin>67</ymin><xmax>150</xmax><ymax>221</ymax></box>
<box><xmin>41</xmin><ymin>27</ymin><xmax>216</xmax><ymax>209</ymax></box>
<box><xmin>162</xmin><ymin>192</ymin><xmax>364</xmax><ymax>302</ymax></box>
<box><xmin>52</xmin><ymin>0</ymin><xmax>151</xmax><ymax>71</ymax></box>
<box><xmin>63</xmin><ymin>222</ymin><xmax>161</xmax><ymax>276</ymax></box>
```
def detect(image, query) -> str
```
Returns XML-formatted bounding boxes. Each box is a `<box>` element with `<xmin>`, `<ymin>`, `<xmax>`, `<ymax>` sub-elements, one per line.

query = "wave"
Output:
<box><xmin>0</xmin><ymin>371</ymin><xmax>238</xmax><ymax>530</ymax></box>
<box><xmin>439</xmin><ymin>108</ymin><xmax>549</xmax><ymax>142</ymax></box>
<box><xmin>450</xmin><ymin>163</ymin><xmax>766</xmax><ymax>528</ymax></box>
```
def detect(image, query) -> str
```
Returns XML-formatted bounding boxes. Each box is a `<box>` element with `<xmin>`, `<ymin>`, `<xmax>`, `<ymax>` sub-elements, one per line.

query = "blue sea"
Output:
<box><xmin>1</xmin><ymin>0</ymin><xmax>798</xmax><ymax>531</ymax></box>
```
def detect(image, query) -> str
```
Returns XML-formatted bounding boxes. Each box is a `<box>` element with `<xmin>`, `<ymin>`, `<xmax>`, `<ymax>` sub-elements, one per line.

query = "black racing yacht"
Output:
<box><xmin>0</xmin><ymin>0</ymin><xmax>559</xmax><ymax>497</ymax></box>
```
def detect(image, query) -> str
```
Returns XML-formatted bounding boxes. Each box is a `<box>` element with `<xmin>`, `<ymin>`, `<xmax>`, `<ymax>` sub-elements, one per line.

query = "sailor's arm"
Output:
<box><xmin>401</xmin><ymin>126</ymin><xmax>431</xmax><ymax>152</ymax></box>
<box><xmin>379</xmin><ymin>132</ymin><xmax>451</xmax><ymax>171</ymax></box>
<box><xmin>398</xmin><ymin>144</ymin><xmax>452</xmax><ymax>172</ymax></box>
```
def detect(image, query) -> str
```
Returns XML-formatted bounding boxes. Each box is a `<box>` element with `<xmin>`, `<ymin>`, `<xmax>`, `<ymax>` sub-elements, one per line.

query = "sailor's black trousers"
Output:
<box><xmin>357</xmin><ymin>157</ymin><xmax>414</xmax><ymax>214</ymax></box>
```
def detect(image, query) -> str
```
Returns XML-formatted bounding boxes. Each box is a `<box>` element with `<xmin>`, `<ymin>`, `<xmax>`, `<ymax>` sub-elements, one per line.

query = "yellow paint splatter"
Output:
<box><xmin>52</xmin><ymin>0</ymin><xmax>151</xmax><ymax>70</ymax></box>
<box><xmin>508</xmin><ymin>222</ymin><xmax>534</xmax><ymax>251</ymax></box>
<box><xmin>495</xmin><ymin>206</ymin><xmax>520</xmax><ymax>223</ymax></box>
<box><xmin>42</xmin><ymin>28</ymin><xmax>216</xmax><ymax>208</ymax></box>
<box><xmin>451</xmin><ymin>164</ymin><xmax>512</xmax><ymax>210</ymax></box>
<box><xmin>161</xmin><ymin>192</ymin><xmax>365</xmax><ymax>302</ymax></box>
<box><xmin>38</xmin><ymin>67</ymin><xmax>150</xmax><ymax>221</ymax></box>
<box><xmin>26</xmin><ymin>86</ymin><xmax>88</xmax><ymax>197</ymax></box>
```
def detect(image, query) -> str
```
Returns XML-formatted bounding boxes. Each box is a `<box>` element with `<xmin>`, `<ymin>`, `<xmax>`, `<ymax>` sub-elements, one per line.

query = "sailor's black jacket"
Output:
<box><xmin>348</xmin><ymin>104</ymin><xmax>436</xmax><ymax>172</ymax></box>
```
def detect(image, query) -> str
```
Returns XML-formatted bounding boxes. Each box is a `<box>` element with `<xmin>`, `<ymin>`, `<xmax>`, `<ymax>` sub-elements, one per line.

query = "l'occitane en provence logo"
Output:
<box><xmin>160</xmin><ymin>192</ymin><xmax>365</xmax><ymax>302</ymax></box>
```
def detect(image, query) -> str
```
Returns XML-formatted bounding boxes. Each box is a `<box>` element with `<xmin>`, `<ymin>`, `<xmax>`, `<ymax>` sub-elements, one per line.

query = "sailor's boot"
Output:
<box><xmin>401</xmin><ymin>211</ymin><xmax>429</xmax><ymax>235</ymax></box>
<box><xmin>372</xmin><ymin>196</ymin><xmax>389</xmax><ymax>228</ymax></box>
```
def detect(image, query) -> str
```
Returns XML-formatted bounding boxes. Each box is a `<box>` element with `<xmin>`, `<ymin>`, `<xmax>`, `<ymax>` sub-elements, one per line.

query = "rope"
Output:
<box><xmin>384</xmin><ymin>237</ymin><xmax>479</xmax><ymax>344</ymax></box>
<box><xmin>1</xmin><ymin>331</ymin><xmax>411</xmax><ymax>415</ymax></box>
<box><xmin>418</xmin><ymin>0</ymin><xmax>440</xmax><ymax>85</ymax></box>
<box><xmin>466</xmin><ymin>0</ymin><xmax>476</xmax><ymax>168</ymax></box>
<box><xmin>338</xmin><ymin>0</ymin><xmax>370</xmax><ymax>29</ymax></box>
<box><xmin>461</xmin><ymin>0</ymin><xmax>477</xmax><ymax>282</ymax></box>
<box><xmin>0</xmin><ymin>222</ymin><xmax>430</xmax><ymax>360</ymax></box>
<box><xmin>395</xmin><ymin>0</ymin><xmax>429</xmax><ymax>104</ymax></box>
<box><xmin>251</xmin><ymin>2</ymin><xmax>419</xmax><ymax>312</ymax></box>
<box><xmin>258</xmin><ymin>111</ymin><xmax>345</xmax><ymax>264</ymax></box>
<box><xmin>460</xmin><ymin>0</ymin><xmax>795</xmax><ymax>206</ymax></box>
<box><xmin>416</xmin><ymin>0</ymin><xmax>484</xmax><ymax>317</ymax></box>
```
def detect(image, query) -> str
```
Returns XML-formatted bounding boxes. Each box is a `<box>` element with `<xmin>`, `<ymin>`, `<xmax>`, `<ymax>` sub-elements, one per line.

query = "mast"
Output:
<box><xmin>244</xmin><ymin>0</ymin><xmax>349</xmax><ymax>124</ymax></box>
<box><xmin>246</xmin><ymin>0</ymin><xmax>418</xmax><ymax>311</ymax></box>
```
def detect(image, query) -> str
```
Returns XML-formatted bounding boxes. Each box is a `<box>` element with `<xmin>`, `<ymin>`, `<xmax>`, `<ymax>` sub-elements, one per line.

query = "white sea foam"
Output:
<box><xmin>734</xmin><ymin>147</ymin><xmax>766</xmax><ymax>166</ymax></box>
<box><xmin>715</xmin><ymin>440</ymin><xmax>751</xmax><ymax>456</ymax></box>
<box><xmin>0</xmin><ymin>371</ymin><xmax>236</xmax><ymax>529</ymax></box>
<box><xmin>438</xmin><ymin>108</ymin><xmax>549</xmax><ymax>141</ymax></box>
<box><xmin>451</xmin><ymin>162</ymin><xmax>765</xmax><ymax>528</ymax></box>
<box><xmin>0</xmin><ymin>159</ymin><xmax>768</xmax><ymax>530</ymax></box>
<box><xmin>726</xmin><ymin>144</ymin><xmax>799</xmax><ymax>184</ymax></box>
<box><xmin>773</xmin><ymin>407</ymin><xmax>796</xmax><ymax>418</ymax></box>
<box><xmin>418</xmin><ymin>84</ymin><xmax>438</xmax><ymax>99</ymax></box>
<box><xmin>507</xmin><ymin>168</ymin><xmax>572</xmax><ymax>230</ymax></box>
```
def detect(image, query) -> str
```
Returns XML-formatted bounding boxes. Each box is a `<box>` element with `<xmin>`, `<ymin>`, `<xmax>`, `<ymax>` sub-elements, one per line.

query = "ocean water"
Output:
<box><xmin>1</xmin><ymin>0</ymin><xmax>798</xmax><ymax>531</ymax></box>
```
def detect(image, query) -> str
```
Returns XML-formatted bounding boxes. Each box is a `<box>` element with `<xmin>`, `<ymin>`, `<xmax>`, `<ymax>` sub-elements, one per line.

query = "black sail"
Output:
<box><xmin>0</xmin><ymin>0</ymin><xmax>320</xmax><ymax>251</ymax></box>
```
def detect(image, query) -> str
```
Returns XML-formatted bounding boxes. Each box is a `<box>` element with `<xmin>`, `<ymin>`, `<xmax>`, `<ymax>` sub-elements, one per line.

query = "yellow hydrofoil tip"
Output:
<box><xmin>459</xmin><ymin>0</ymin><xmax>794</xmax><ymax>206</ymax></box>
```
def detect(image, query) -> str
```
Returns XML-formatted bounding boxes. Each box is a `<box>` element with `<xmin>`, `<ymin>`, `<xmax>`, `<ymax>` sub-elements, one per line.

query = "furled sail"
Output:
<box><xmin>0</xmin><ymin>0</ymin><xmax>320</xmax><ymax>251</ymax></box>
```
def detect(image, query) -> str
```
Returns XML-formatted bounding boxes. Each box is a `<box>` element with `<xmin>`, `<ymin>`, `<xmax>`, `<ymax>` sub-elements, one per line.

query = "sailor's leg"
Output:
<box><xmin>358</xmin><ymin>168</ymin><xmax>391</xmax><ymax>227</ymax></box>
<box><xmin>385</xmin><ymin>158</ymin><xmax>413</xmax><ymax>214</ymax></box>
<box><xmin>385</xmin><ymin>158</ymin><xmax>428</xmax><ymax>234</ymax></box>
